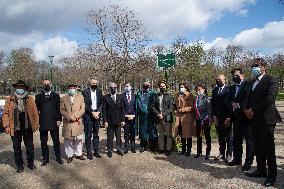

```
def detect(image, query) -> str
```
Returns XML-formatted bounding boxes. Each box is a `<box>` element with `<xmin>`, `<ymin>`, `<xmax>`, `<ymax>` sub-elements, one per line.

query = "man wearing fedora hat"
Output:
<box><xmin>2</xmin><ymin>80</ymin><xmax>39</xmax><ymax>173</ymax></box>
<box><xmin>243</xmin><ymin>58</ymin><xmax>282</xmax><ymax>187</ymax></box>
<box><xmin>60</xmin><ymin>84</ymin><xmax>86</xmax><ymax>163</ymax></box>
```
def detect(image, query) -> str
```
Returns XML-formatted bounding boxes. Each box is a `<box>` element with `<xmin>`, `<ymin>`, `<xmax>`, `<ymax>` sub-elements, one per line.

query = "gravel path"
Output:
<box><xmin>0</xmin><ymin>102</ymin><xmax>283</xmax><ymax>189</ymax></box>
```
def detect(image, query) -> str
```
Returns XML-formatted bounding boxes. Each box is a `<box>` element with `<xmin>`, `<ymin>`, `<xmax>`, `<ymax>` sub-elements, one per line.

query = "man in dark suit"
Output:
<box><xmin>227</xmin><ymin>68</ymin><xmax>254</xmax><ymax>172</ymax></box>
<box><xmin>122</xmin><ymin>82</ymin><xmax>136</xmax><ymax>154</ymax></box>
<box><xmin>103</xmin><ymin>82</ymin><xmax>125</xmax><ymax>158</ymax></box>
<box><xmin>243</xmin><ymin>58</ymin><xmax>282</xmax><ymax>187</ymax></box>
<box><xmin>82</xmin><ymin>79</ymin><xmax>103</xmax><ymax>160</ymax></box>
<box><xmin>211</xmin><ymin>74</ymin><xmax>232</xmax><ymax>162</ymax></box>
<box><xmin>35</xmin><ymin>79</ymin><xmax>64</xmax><ymax>166</ymax></box>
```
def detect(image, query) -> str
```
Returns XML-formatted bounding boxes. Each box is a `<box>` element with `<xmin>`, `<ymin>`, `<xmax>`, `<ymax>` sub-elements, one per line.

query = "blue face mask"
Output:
<box><xmin>15</xmin><ymin>89</ymin><xmax>25</xmax><ymax>95</ymax></box>
<box><xmin>68</xmin><ymin>89</ymin><xmax>76</xmax><ymax>96</ymax></box>
<box><xmin>252</xmin><ymin>67</ymin><xmax>261</xmax><ymax>77</ymax></box>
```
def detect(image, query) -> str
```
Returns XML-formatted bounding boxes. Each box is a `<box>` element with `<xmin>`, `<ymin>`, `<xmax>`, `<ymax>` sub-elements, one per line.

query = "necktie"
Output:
<box><xmin>218</xmin><ymin>87</ymin><xmax>222</xmax><ymax>94</ymax></box>
<box><xmin>127</xmin><ymin>94</ymin><xmax>130</xmax><ymax>103</ymax></box>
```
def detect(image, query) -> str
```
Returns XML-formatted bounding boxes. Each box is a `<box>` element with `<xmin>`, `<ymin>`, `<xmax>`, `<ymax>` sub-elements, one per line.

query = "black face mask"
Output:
<box><xmin>216</xmin><ymin>79</ymin><xmax>223</xmax><ymax>87</ymax></box>
<box><xmin>110</xmin><ymin>88</ymin><xmax>116</xmax><ymax>95</ymax></box>
<box><xmin>143</xmin><ymin>84</ymin><xmax>150</xmax><ymax>90</ymax></box>
<box><xmin>91</xmin><ymin>85</ymin><xmax>97</xmax><ymax>90</ymax></box>
<box><xmin>233</xmin><ymin>75</ymin><xmax>241</xmax><ymax>84</ymax></box>
<box><xmin>160</xmin><ymin>88</ymin><xmax>166</xmax><ymax>93</ymax></box>
<box><xmin>44</xmin><ymin>85</ymin><xmax>51</xmax><ymax>91</ymax></box>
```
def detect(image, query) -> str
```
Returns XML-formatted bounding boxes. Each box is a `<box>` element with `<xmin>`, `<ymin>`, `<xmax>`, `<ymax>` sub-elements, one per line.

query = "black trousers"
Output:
<box><xmin>107</xmin><ymin>126</ymin><xmax>122</xmax><ymax>153</ymax></box>
<box><xmin>252</xmin><ymin>124</ymin><xmax>277</xmax><ymax>178</ymax></box>
<box><xmin>124</xmin><ymin>119</ymin><xmax>136</xmax><ymax>149</ymax></box>
<box><xmin>11</xmin><ymin>128</ymin><xmax>34</xmax><ymax>167</ymax></box>
<box><xmin>40</xmin><ymin>128</ymin><xmax>61</xmax><ymax>161</ymax></box>
<box><xmin>232</xmin><ymin>119</ymin><xmax>254</xmax><ymax>166</ymax></box>
<box><xmin>84</xmin><ymin>114</ymin><xmax>100</xmax><ymax>155</ymax></box>
<box><xmin>196</xmin><ymin>119</ymin><xmax>211</xmax><ymax>155</ymax></box>
<box><xmin>216</xmin><ymin>118</ymin><xmax>232</xmax><ymax>157</ymax></box>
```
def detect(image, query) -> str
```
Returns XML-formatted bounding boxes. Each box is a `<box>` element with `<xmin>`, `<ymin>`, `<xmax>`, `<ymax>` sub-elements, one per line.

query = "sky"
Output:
<box><xmin>0</xmin><ymin>0</ymin><xmax>283</xmax><ymax>61</ymax></box>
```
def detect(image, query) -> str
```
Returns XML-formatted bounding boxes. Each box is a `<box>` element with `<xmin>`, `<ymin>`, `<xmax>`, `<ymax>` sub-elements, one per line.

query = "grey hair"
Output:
<box><xmin>108</xmin><ymin>82</ymin><xmax>117</xmax><ymax>88</ymax></box>
<box><xmin>89</xmin><ymin>78</ymin><xmax>99</xmax><ymax>85</ymax></box>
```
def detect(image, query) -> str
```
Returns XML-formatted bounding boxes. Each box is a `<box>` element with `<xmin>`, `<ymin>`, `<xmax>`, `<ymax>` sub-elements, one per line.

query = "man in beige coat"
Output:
<box><xmin>60</xmin><ymin>84</ymin><xmax>86</xmax><ymax>163</ymax></box>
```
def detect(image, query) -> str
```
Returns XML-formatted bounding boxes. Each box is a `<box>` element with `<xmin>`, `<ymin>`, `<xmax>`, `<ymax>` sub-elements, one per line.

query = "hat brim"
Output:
<box><xmin>12</xmin><ymin>84</ymin><xmax>29</xmax><ymax>89</ymax></box>
<box><xmin>67</xmin><ymin>85</ymin><xmax>79</xmax><ymax>88</ymax></box>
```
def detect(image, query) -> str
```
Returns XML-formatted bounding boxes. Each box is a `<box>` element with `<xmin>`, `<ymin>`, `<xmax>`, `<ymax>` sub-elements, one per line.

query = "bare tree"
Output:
<box><xmin>84</xmin><ymin>4</ymin><xmax>151</xmax><ymax>83</ymax></box>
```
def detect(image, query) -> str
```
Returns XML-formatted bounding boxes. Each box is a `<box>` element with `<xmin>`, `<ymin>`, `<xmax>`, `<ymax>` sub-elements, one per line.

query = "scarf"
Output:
<box><xmin>14</xmin><ymin>92</ymin><xmax>29</xmax><ymax>130</ymax></box>
<box><xmin>194</xmin><ymin>94</ymin><xmax>209</xmax><ymax>135</ymax></box>
<box><xmin>14</xmin><ymin>91</ymin><xmax>28</xmax><ymax>112</ymax></box>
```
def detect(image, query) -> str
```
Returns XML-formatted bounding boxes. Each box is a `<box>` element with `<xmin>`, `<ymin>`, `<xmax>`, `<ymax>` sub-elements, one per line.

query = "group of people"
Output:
<box><xmin>1</xmin><ymin>57</ymin><xmax>282</xmax><ymax>187</ymax></box>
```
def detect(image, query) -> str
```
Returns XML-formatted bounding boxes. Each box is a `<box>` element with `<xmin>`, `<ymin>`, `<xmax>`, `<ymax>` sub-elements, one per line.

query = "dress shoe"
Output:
<box><xmin>158</xmin><ymin>150</ymin><xmax>164</xmax><ymax>154</ymax></box>
<box><xmin>204</xmin><ymin>154</ymin><xmax>210</xmax><ymax>160</ymax></box>
<box><xmin>242</xmin><ymin>165</ymin><xmax>251</xmax><ymax>172</ymax></box>
<box><xmin>41</xmin><ymin>160</ymin><xmax>49</xmax><ymax>167</ymax></box>
<box><xmin>87</xmin><ymin>155</ymin><xmax>93</xmax><ymax>160</ymax></box>
<box><xmin>264</xmin><ymin>178</ymin><xmax>276</xmax><ymax>187</ymax></box>
<box><xmin>117</xmin><ymin>151</ymin><xmax>124</xmax><ymax>156</ymax></box>
<box><xmin>227</xmin><ymin>159</ymin><xmax>242</xmax><ymax>166</ymax></box>
<box><xmin>246</xmin><ymin>170</ymin><xmax>267</xmax><ymax>178</ymax></box>
<box><xmin>165</xmin><ymin>151</ymin><xmax>171</xmax><ymax>156</ymax></box>
<box><xmin>214</xmin><ymin>154</ymin><xmax>225</xmax><ymax>161</ymax></box>
<box><xmin>194</xmin><ymin>154</ymin><xmax>201</xmax><ymax>158</ymax></box>
<box><xmin>185</xmin><ymin>151</ymin><xmax>191</xmax><ymax>156</ymax></box>
<box><xmin>124</xmin><ymin>149</ymin><xmax>129</xmax><ymax>154</ymax></box>
<box><xmin>107</xmin><ymin>152</ymin><xmax>112</xmax><ymax>158</ymax></box>
<box><xmin>28</xmin><ymin>163</ymin><xmax>37</xmax><ymax>170</ymax></box>
<box><xmin>131</xmin><ymin>148</ymin><xmax>136</xmax><ymax>153</ymax></box>
<box><xmin>94</xmin><ymin>153</ymin><xmax>101</xmax><ymax>158</ymax></box>
<box><xmin>76</xmin><ymin>155</ymin><xmax>86</xmax><ymax>160</ymax></box>
<box><xmin>16</xmin><ymin>166</ymin><xmax>24</xmax><ymax>173</ymax></box>
<box><xmin>56</xmin><ymin>158</ymin><xmax>64</xmax><ymax>164</ymax></box>
<box><xmin>67</xmin><ymin>157</ymin><xmax>73</xmax><ymax>163</ymax></box>
<box><xmin>179</xmin><ymin>151</ymin><xmax>185</xmax><ymax>155</ymax></box>
<box><xmin>224</xmin><ymin>155</ymin><xmax>233</xmax><ymax>163</ymax></box>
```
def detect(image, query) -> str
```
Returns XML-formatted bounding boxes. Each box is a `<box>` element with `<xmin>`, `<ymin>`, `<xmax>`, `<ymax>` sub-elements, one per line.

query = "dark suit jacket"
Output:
<box><xmin>122</xmin><ymin>92</ymin><xmax>136</xmax><ymax>116</ymax></box>
<box><xmin>103</xmin><ymin>93</ymin><xmax>125</xmax><ymax>127</ymax></box>
<box><xmin>228</xmin><ymin>81</ymin><xmax>248</xmax><ymax>123</ymax></box>
<box><xmin>243</xmin><ymin>74</ymin><xmax>282</xmax><ymax>126</ymax></box>
<box><xmin>82</xmin><ymin>88</ymin><xmax>103</xmax><ymax>116</ymax></box>
<box><xmin>151</xmin><ymin>92</ymin><xmax>174</xmax><ymax>124</ymax></box>
<box><xmin>35</xmin><ymin>91</ymin><xmax>62</xmax><ymax>131</ymax></box>
<box><xmin>211</xmin><ymin>85</ymin><xmax>231</xmax><ymax>121</ymax></box>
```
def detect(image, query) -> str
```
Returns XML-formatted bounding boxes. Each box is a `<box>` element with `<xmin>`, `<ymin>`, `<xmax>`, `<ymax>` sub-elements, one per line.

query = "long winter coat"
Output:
<box><xmin>174</xmin><ymin>92</ymin><xmax>196</xmax><ymax>138</ymax></box>
<box><xmin>60</xmin><ymin>94</ymin><xmax>85</xmax><ymax>139</ymax></box>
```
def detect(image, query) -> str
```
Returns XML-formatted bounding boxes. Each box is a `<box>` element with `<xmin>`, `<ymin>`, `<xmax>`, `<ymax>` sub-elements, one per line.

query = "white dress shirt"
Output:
<box><xmin>252</xmin><ymin>74</ymin><xmax>265</xmax><ymax>91</ymax></box>
<box><xmin>218</xmin><ymin>85</ymin><xmax>225</xmax><ymax>94</ymax></box>
<box><xmin>90</xmin><ymin>88</ymin><xmax>97</xmax><ymax>110</ymax></box>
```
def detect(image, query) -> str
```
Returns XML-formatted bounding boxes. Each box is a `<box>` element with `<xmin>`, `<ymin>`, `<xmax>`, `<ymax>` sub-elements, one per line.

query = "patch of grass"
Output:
<box><xmin>277</xmin><ymin>92</ymin><xmax>284</xmax><ymax>101</ymax></box>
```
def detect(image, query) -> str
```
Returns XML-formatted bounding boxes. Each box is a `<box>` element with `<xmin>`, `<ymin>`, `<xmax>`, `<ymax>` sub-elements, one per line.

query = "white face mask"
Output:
<box><xmin>179</xmin><ymin>87</ymin><xmax>185</xmax><ymax>94</ymax></box>
<box><xmin>124</xmin><ymin>86</ymin><xmax>131</xmax><ymax>92</ymax></box>
<box><xmin>68</xmin><ymin>89</ymin><xmax>76</xmax><ymax>96</ymax></box>
<box><xmin>197</xmin><ymin>90</ymin><xmax>205</xmax><ymax>95</ymax></box>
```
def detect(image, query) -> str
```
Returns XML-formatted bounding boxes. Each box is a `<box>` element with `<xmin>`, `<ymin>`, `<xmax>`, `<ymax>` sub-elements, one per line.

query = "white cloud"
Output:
<box><xmin>203</xmin><ymin>37</ymin><xmax>231</xmax><ymax>50</ymax></box>
<box><xmin>0</xmin><ymin>31</ymin><xmax>78</xmax><ymax>60</ymax></box>
<box><xmin>33</xmin><ymin>36</ymin><xmax>78</xmax><ymax>60</ymax></box>
<box><xmin>121</xmin><ymin>0</ymin><xmax>255</xmax><ymax>38</ymax></box>
<box><xmin>204</xmin><ymin>19</ymin><xmax>284</xmax><ymax>53</ymax></box>
<box><xmin>0</xmin><ymin>0</ymin><xmax>255</xmax><ymax>38</ymax></box>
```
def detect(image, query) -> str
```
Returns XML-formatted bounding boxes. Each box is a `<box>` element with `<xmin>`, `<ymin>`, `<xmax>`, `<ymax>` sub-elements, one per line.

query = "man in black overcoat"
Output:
<box><xmin>243</xmin><ymin>58</ymin><xmax>282</xmax><ymax>187</ymax></box>
<box><xmin>35</xmin><ymin>79</ymin><xmax>64</xmax><ymax>166</ymax></box>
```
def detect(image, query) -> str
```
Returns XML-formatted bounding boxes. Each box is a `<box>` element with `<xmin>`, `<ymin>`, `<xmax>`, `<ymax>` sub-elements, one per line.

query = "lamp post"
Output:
<box><xmin>48</xmin><ymin>55</ymin><xmax>54</xmax><ymax>90</ymax></box>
